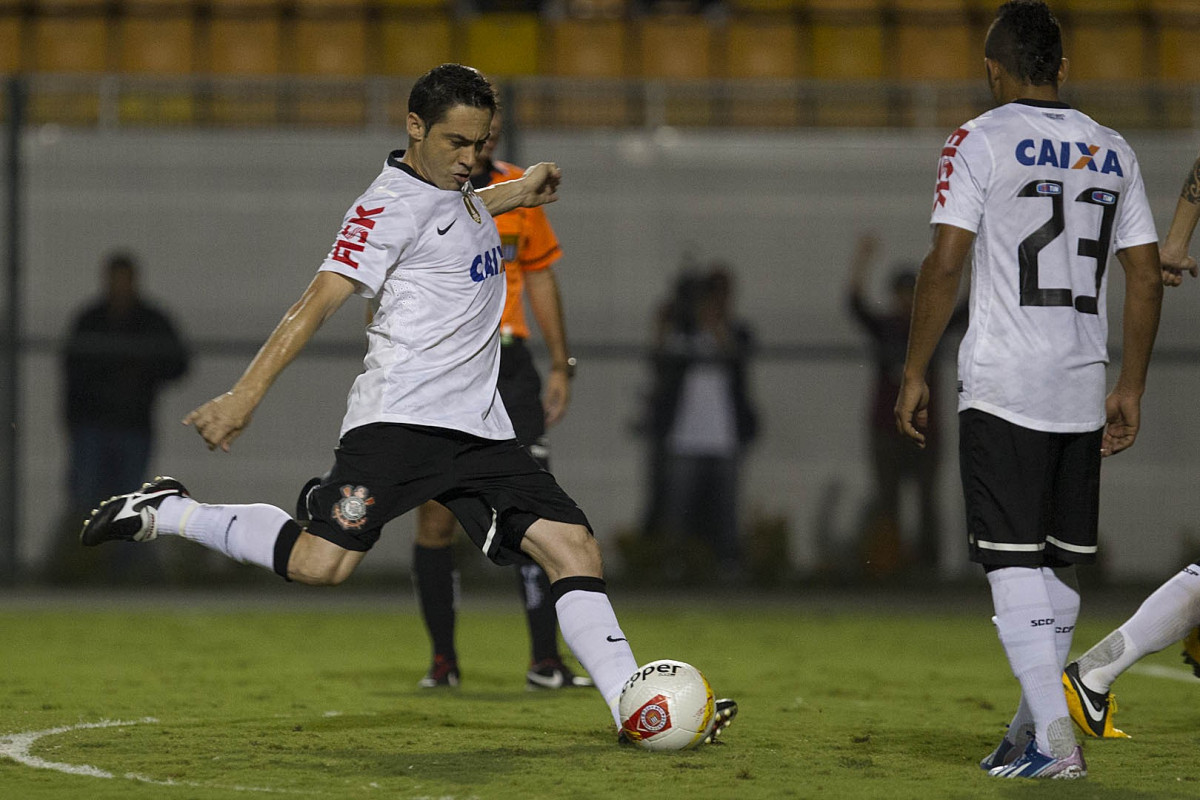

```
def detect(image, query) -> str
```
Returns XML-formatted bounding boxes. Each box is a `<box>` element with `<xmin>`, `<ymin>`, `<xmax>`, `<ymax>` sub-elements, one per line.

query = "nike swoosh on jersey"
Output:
<box><xmin>437</xmin><ymin>220</ymin><xmax>456</xmax><ymax>235</ymax></box>
<box><xmin>606</xmin><ymin>635</ymin><xmax>627</xmax><ymax>643</ymax></box>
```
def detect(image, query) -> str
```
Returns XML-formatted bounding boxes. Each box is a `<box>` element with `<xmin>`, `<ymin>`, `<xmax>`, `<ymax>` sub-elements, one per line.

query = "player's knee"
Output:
<box><xmin>288</xmin><ymin>562</ymin><xmax>345</xmax><ymax>586</ymax></box>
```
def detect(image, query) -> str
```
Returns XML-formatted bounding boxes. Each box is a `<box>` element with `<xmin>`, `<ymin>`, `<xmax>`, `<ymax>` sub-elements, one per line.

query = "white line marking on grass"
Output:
<box><xmin>0</xmin><ymin>718</ymin><xmax>316</xmax><ymax>794</ymax></box>
<box><xmin>1128</xmin><ymin>664</ymin><xmax>1198</xmax><ymax>683</ymax></box>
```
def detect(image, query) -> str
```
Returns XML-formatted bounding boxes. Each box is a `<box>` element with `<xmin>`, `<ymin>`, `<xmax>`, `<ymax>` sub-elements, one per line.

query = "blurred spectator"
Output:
<box><xmin>640</xmin><ymin>262</ymin><xmax>758</xmax><ymax>582</ymax></box>
<box><xmin>847</xmin><ymin>233</ymin><xmax>965</xmax><ymax>576</ymax></box>
<box><xmin>52</xmin><ymin>251</ymin><xmax>189</xmax><ymax>581</ymax></box>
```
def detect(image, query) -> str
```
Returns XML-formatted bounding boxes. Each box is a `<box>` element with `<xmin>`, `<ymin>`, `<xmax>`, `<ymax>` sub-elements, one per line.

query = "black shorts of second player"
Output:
<box><xmin>959</xmin><ymin>408</ymin><xmax>1102</xmax><ymax>568</ymax></box>
<box><xmin>303</xmin><ymin>422</ymin><xmax>589</xmax><ymax>565</ymax></box>
<box><xmin>500</xmin><ymin>338</ymin><xmax>549</xmax><ymax>469</ymax></box>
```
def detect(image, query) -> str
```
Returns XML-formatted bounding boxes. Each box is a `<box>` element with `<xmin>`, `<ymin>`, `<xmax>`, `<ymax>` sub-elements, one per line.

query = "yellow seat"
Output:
<box><xmin>32</xmin><ymin>0</ymin><xmax>110</xmax><ymax>73</ymax></box>
<box><xmin>1061</xmin><ymin>0</ymin><xmax>1147</xmax><ymax>81</ymax></box>
<box><xmin>809</xmin><ymin>0</ymin><xmax>884</xmax><ymax>80</ymax></box>
<box><xmin>1151</xmin><ymin>0</ymin><xmax>1200</xmax><ymax>84</ymax></box>
<box><xmin>0</xmin><ymin>12</ymin><xmax>19</xmax><ymax>74</ymax></box>
<box><xmin>724</xmin><ymin>19</ymin><xmax>804</xmax><ymax>127</ymax></box>
<box><xmin>207</xmin><ymin>0</ymin><xmax>282</xmax><ymax>75</ymax></box>
<box><xmin>546</xmin><ymin>18</ymin><xmax>628</xmax><ymax>77</ymax></box>
<box><xmin>379</xmin><ymin>13</ymin><xmax>455</xmax><ymax>77</ymax></box>
<box><xmin>291</xmin><ymin>0</ymin><xmax>368</xmax><ymax>77</ymax></box>
<box><xmin>894</xmin><ymin>0</ymin><xmax>974</xmax><ymax>81</ymax></box>
<box><xmin>637</xmin><ymin>15</ymin><xmax>715</xmax><ymax>79</ymax></box>
<box><xmin>118</xmin><ymin>1</ymin><xmax>196</xmax><ymax>75</ymax></box>
<box><xmin>464</xmin><ymin>13</ymin><xmax>541</xmax><ymax>77</ymax></box>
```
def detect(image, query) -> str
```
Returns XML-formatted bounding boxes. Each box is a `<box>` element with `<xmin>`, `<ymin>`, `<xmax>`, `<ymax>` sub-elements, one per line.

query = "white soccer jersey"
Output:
<box><xmin>318</xmin><ymin>151</ymin><xmax>514</xmax><ymax>440</ymax></box>
<box><xmin>931</xmin><ymin>100</ymin><xmax>1159</xmax><ymax>432</ymax></box>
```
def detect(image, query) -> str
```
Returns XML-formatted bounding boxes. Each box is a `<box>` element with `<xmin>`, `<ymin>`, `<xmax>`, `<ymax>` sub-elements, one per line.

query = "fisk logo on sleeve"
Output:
<box><xmin>934</xmin><ymin>127</ymin><xmax>970</xmax><ymax>208</ymax></box>
<box><xmin>1014</xmin><ymin>140</ymin><xmax>1124</xmax><ymax>176</ymax></box>
<box><xmin>331</xmin><ymin>205</ymin><xmax>386</xmax><ymax>269</ymax></box>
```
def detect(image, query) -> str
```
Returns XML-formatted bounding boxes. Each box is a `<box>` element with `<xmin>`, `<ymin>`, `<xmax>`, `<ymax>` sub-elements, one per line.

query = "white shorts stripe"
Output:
<box><xmin>481</xmin><ymin>507</ymin><xmax>498</xmax><ymax>556</ymax></box>
<box><xmin>975</xmin><ymin>540</ymin><xmax>1045</xmax><ymax>552</ymax></box>
<box><xmin>1045</xmin><ymin>535</ymin><xmax>1097</xmax><ymax>554</ymax></box>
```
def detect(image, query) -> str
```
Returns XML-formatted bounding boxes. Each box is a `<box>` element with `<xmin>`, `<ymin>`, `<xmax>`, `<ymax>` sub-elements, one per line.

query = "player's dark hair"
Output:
<box><xmin>408</xmin><ymin>64</ymin><xmax>497</xmax><ymax>128</ymax></box>
<box><xmin>984</xmin><ymin>1</ymin><xmax>1063</xmax><ymax>87</ymax></box>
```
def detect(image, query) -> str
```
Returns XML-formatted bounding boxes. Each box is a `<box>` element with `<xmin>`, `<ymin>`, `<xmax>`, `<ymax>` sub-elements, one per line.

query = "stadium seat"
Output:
<box><xmin>808</xmin><ymin>0</ymin><xmax>885</xmax><ymax>80</ymax></box>
<box><xmin>291</xmin><ymin>0</ymin><xmax>369</xmax><ymax>77</ymax></box>
<box><xmin>637</xmin><ymin>15</ymin><xmax>715</xmax><ymax>79</ymax></box>
<box><xmin>378</xmin><ymin>12</ymin><xmax>455</xmax><ymax>77</ymax></box>
<box><xmin>117</xmin><ymin>0</ymin><xmax>196</xmax><ymax>75</ymax></box>
<box><xmin>723</xmin><ymin>18</ymin><xmax>804</xmax><ymax>79</ymax></box>
<box><xmin>1151</xmin><ymin>0</ymin><xmax>1200</xmax><ymax>84</ymax></box>
<box><xmin>893</xmin><ymin>0</ymin><xmax>974</xmax><ymax>81</ymax></box>
<box><xmin>725</xmin><ymin>0</ymin><xmax>804</xmax><ymax>14</ymax></box>
<box><xmin>207</xmin><ymin>0</ymin><xmax>282</xmax><ymax>75</ymax></box>
<box><xmin>0</xmin><ymin>1</ymin><xmax>20</xmax><ymax>75</ymax></box>
<box><xmin>31</xmin><ymin>0</ymin><xmax>110</xmax><ymax>73</ymax></box>
<box><xmin>545</xmin><ymin>18</ymin><xmax>628</xmax><ymax>77</ymax></box>
<box><xmin>463</xmin><ymin>13</ymin><xmax>541</xmax><ymax>77</ymax></box>
<box><xmin>723</xmin><ymin>18</ymin><xmax>804</xmax><ymax>127</ymax></box>
<box><xmin>1060</xmin><ymin>0</ymin><xmax>1148</xmax><ymax>81</ymax></box>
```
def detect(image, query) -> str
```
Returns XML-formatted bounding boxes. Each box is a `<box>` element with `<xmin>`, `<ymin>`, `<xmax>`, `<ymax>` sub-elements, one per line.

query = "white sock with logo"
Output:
<box><xmin>155</xmin><ymin>496</ymin><xmax>287</xmax><ymax>571</ymax></box>
<box><xmin>1079</xmin><ymin>563</ymin><xmax>1200</xmax><ymax>691</ymax></box>
<box><xmin>553</xmin><ymin>579</ymin><xmax>639</xmax><ymax>727</ymax></box>
<box><xmin>988</xmin><ymin>566</ymin><xmax>1076</xmax><ymax>758</ymax></box>
<box><xmin>1043</xmin><ymin>566</ymin><xmax>1080</xmax><ymax>667</ymax></box>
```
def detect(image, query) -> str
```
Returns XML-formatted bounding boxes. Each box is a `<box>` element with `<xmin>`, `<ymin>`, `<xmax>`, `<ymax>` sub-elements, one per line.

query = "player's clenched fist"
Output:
<box><xmin>521</xmin><ymin>162</ymin><xmax>561</xmax><ymax>207</ymax></box>
<box><xmin>183</xmin><ymin>391</ymin><xmax>256</xmax><ymax>452</ymax></box>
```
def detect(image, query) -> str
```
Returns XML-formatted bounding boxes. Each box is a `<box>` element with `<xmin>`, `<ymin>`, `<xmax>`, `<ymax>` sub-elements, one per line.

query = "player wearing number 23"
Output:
<box><xmin>895</xmin><ymin>1</ymin><xmax>1163</xmax><ymax>780</ymax></box>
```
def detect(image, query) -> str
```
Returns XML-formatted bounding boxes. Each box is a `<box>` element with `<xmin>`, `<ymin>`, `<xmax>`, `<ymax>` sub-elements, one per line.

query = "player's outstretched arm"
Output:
<box><xmin>1160</xmin><ymin>153</ymin><xmax>1200</xmax><ymax>287</ymax></box>
<box><xmin>895</xmin><ymin>224</ymin><xmax>974</xmax><ymax>447</ymax></box>
<box><xmin>1104</xmin><ymin>242</ymin><xmax>1163</xmax><ymax>457</ymax></box>
<box><xmin>477</xmin><ymin>162</ymin><xmax>561</xmax><ymax>217</ymax></box>
<box><xmin>183</xmin><ymin>271</ymin><xmax>358</xmax><ymax>452</ymax></box>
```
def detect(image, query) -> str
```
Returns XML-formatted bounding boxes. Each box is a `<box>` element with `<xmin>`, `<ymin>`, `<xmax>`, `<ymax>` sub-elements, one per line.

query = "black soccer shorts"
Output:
<box><xmin>959</xmin><ymin>408</ymin><xmax>1102</xmax><ymax>567</ymax></box>
<box><xmin>303</xmin><ymin>422</ymin><xmax>590</xmax><ymax>565</ymax></box>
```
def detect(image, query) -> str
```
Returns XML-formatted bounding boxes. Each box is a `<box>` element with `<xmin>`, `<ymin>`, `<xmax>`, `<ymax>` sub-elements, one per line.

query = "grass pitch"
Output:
<box><xmin>1</xmin><ymin>588</ymin><xmax>1198</xmax><ymax>799</ymax></box>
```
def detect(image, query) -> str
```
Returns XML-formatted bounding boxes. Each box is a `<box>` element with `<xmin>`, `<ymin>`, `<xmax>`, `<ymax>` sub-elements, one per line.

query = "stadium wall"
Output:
<box><xmin>15</xmin><ymin>127</ymin><xmax>1200</xmax><ymax>582</ymax></box>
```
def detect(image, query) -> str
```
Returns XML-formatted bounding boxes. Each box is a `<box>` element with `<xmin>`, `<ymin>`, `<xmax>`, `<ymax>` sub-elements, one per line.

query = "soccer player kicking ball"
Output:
<box><xmin>80</xmin><ymin>63</ymin><xmax>735</xmax><ymax>746</ymax></box>
<box><xmin>895</xmin><ymin>1</ymin><xmax>1163</xmax><ymax>779</ymax></box>
<box><xmin>1062</xmin><ymin>149</ymin><xmax>1200</xmax><ymax>739</ymax></box>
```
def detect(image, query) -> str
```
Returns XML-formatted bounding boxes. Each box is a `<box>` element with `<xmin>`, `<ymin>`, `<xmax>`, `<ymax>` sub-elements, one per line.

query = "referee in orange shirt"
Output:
<box><xmin>413</xmin><ymin>111</ymin><xmax>589</xmax><ymax>690</ymax></box>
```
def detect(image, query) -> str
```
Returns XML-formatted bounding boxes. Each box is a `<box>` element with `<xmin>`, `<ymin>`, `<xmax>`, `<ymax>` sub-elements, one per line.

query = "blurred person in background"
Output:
<box><xmin>847</xmin><ymin>233</ymin><xmax>966</xmax><ymax>577</ymax></box>
<box><xmin>409</xmin><ymin>109</ymin><xmax>591</xmax><ymax>691</ymax></box>
<box><xmin>1062</xmin><ymin>149</ymin><xmax>1200</xmax><ymax>740</ymax></box>
<box><xmin>642</xmin><ymin>263</ymin><xmax>758</xmax><ymax>583</ymax></box>
<box><xmin>54</xmin><ymin>251</ymin><xmax>189</xmax><ymax>581</ymax></box>
<box><xmin>895</xmin><ymin>1</ymin><xmax>1163</xmax><ymax>779</ymax></box>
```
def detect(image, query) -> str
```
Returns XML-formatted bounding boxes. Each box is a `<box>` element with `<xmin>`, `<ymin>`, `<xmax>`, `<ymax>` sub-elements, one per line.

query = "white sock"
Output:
<box><xmin>1079</xmin><ymin>563</ymin><xmax>1200</xmax><ymax>691</ymax></box>
<box><xmin>554</xmin><ymin>585</ymin><xmax>639</xmax><ymax>727</ymax></box>
<box><xmin>988</xmin><ymin>567</ymin><xmax>1076</xmax><ymax>758</ymax></box>
<box><xmin>1043</xmin><ymin>566</ymin><xmax>1080</xmax><ymax>668</ymax></box>
<box><xmin>156</xmin><ymin>496</ymin><xmax>288</xmax><ymax>572</ymax></box>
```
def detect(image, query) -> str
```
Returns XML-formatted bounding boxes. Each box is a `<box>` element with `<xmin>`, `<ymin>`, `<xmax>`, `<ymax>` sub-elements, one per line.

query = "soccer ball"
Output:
<box><xmin>618</xmin><ymin>660</ymin><xmax>715</xmax><ymax>751</ymax></box>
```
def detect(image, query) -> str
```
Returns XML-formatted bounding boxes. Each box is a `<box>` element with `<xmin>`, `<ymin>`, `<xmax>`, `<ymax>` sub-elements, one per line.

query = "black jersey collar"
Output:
<box><xmin>1012</xmin><ymin>98</ymin><xmax>1072</xmax><ymax>110</ymax></box>
<box><xmin>387</xmin><ymin>149</ymin><xmax>437</xmax><ymax>187</ymax></box>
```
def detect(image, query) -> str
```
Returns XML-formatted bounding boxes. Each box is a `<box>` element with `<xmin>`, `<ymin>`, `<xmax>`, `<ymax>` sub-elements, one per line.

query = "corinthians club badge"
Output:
<box><xmin>462</xmin><ymin>183</ymin><xmax>482</xmax><ymax>224</ymax></box>
<box><xmin>332</xmin><ymin>485</ymin><xmax>375</xmax><ymax>530</ymax></box>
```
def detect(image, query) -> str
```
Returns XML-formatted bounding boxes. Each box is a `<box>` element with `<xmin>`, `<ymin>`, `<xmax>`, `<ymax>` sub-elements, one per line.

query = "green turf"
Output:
<box><xmin>1</xmin><ymin>595</ymin><xmax>1197</xmax><ymax>799</ymax></box>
